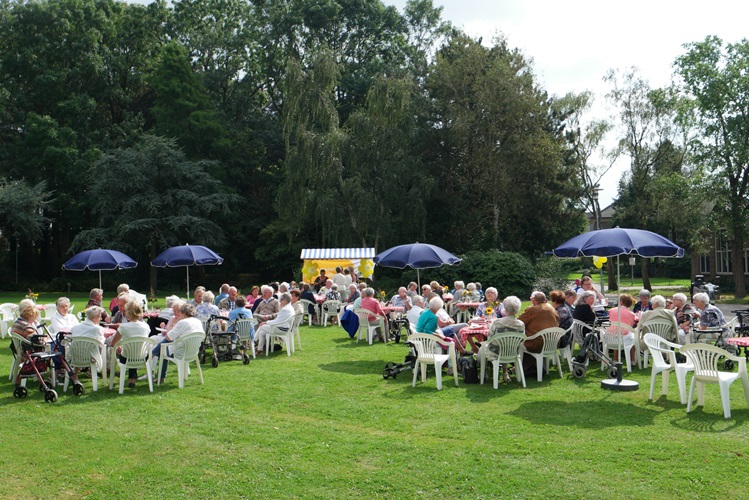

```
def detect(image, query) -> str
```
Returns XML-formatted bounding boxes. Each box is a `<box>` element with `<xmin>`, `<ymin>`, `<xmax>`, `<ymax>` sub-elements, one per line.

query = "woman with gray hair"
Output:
<box><xmin>633</xmin><ymin>289</ymin><xmax>652</xmax><ymax>313</ymax></box>
<box><xmin>692</xmin><ymin>292</ymin><xmax>726</xmax><ymax>330</ymax></box>
<box><xmin>672</xmin><ymin>293</ymin><xmax>697</xmax><ymax>344</ymax></box>
<box><xmin>572</xmin><ymin>291</ymin><xmax>597</xmax><ymax>328</ymax></box>
<box><xmin>49</xmin><ymin>296</ymin><xmax>80</xmax><ymax>335</ymax></box>
<box><xmin>483</xmin><ymin>296</ymin><xmax>525</xmax><ymax>382</ymax></box>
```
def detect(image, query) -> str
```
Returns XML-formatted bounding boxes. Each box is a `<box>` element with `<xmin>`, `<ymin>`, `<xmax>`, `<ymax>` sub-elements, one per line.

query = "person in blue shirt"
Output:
<box><xmin>215</xmin><ymin>283</ymin><xmax>230</xmax><ymax>306</ymax></box>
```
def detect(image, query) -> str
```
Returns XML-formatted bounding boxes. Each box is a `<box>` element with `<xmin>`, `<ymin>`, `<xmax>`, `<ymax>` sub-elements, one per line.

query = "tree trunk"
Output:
<box><xmin>607</xmin><ymin>259</ymin><xmax>618</xmax><ymax>291</ymax></box>
<box><xmin>641</xmin><ymin>257</ymin><xmax>651</xmax><ymax>291</ymax></box>
<box><xmin>732</xmin><ymin>238</ymin><xmax>746</xmax><ymax>299</ymax></box>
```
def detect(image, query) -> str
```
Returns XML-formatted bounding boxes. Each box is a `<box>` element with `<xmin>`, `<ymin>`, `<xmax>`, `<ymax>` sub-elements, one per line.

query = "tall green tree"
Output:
<box><xmin>674</xmin><ymin>36</ymin><xmax>749</xmax><ymax>297</ymax></box>
<box><xmin>70</xmin><ymin>135</ymin><xmax>240</xmax><ymax>291</ymax></box>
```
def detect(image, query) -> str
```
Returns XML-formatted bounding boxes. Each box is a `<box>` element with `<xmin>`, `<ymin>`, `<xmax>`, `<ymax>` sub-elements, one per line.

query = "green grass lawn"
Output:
<box><xmin>2</xmin><ymin>317</ymin><xmax>748</xmax><ymax>498</ymax></box>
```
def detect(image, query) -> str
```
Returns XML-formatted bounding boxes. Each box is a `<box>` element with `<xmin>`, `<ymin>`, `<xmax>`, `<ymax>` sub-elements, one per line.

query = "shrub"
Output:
<box><xmin>533</xmin><ymin>257</ymin><xmax>575</xmax><ymax>294</ymax></box>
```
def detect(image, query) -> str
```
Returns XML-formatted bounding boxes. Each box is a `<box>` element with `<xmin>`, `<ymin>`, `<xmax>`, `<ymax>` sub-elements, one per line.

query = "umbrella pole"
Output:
<box><xmin>98</xmin><ymin>270</ymin><xmax>102</xmax><ymax>290</ymax></box>
<box><xmin>417</xmin><ymin>269</ymin><xmax>420</xmax><ymax>289</ymax></box>
<box><xmin>186</xmin><ymin>267</ymin><xmax>190</xmax><ymax>301</ymax></box>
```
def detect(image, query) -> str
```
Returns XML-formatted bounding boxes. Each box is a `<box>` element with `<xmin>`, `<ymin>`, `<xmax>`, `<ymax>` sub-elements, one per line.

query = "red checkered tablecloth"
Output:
<box><xmin>726</xmin><ymin>337</ymin><xmax>749</xmax><ymax>347</ymax></box>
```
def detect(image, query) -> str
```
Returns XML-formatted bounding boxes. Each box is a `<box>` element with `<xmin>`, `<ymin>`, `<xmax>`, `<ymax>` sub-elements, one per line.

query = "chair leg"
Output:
<box><xmin>412</xmin><ymin>360</ymin><xmax>419</xmax><ymax>387</ymax></box>
<box><xmin>648</xmin><ymin>367</ymin><xmax>658</xmax><ymax>401</ymax></box>
<box><xmin>675</xmin><ymin>366</ymin><xmax>688</xmax><ymax>404</ymax></box>
<box><xmin>480</xmin><ymin>356</ymin><xmax>486</xmax><ymax>385</ymax></box>
<box><xmin>536</xmin><ymin>355</ymin><xmax>543</xmax><ymax>382</ymax></box>
<box><xmin>146</xmin><ymin>359</ymin><xmax>154</xmax><ymax>392</ymax></box>
<box><xmin>434</xmin><ymin>361</ymin><xmax>443</xmax><ymax>390</ymax></box>
<box><xmin>91</xmin><ymin>364</ymin><xmax>98</xmax><ymax>392</ymax></box>
<box><xmin>492</xmin><ymin>360</ymin><xmax>500</xmax><ymax>390</ymax></box>
<box><xmin>687</xmin><ymin>377</ymin><xmax>696</xmax><ymax>412</ymax></box>
<box><xmin>719</xmin><ymin>381</ymin><xmax>732</xmax><ymax>418</ymax></box>
<box><xmin>119</xmin><ymin>364</ymin><xmax>126</xmax><ymax>395</ymax></box>
<box><xmin>517</xmin><ymin>356</ymin><xmax>526</xmax><ymax>387</ymax></box>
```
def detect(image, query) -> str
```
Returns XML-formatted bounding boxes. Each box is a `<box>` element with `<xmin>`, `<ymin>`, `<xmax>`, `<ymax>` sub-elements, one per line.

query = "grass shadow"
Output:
<box><xmin>669</xmin><ymin>408</ymin><xmax>748</xmax><ymax>431</ymax></box>
<box><xmin>509</xmin><ymin>399</ymin><xmax>661</xmax><ymax>428</ymax></box>
<box><xmin>318</xmin><ymin>360</ymin><xmax>389</xmax><ymax>375</ymax></box>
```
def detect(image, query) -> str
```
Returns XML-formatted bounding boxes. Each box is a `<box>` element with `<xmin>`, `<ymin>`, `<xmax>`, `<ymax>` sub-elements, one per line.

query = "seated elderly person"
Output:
<box><xmin>68</xmin><ymin>306</ymin><xmax>107</xmax><ymax>383</ymax></box>
<box><xmin>344</xmin><ymin>283</ymin><xmax>360</xmax><ymax>308</ymax></box>
<box><xmin>481</xmin><ymin>296</ymin><xmax>524</xmax><ymax>382</ymax></box>
<box><xmin>109</xmin><ymin>283</ymin><xmax>130</xmax><ymax>314</ymax></box>
<box><xmin>639</xmin><ymin>294</ymin><xmax>679</xmax><ymax>342</ymax></box>
<box><xmin>255</xmin><ymin>293</ymin><xmax>295</xmax><ymax>354</ymax></box>
<box><xmin>358</xmin><ymin>287</ymin><xmax>388</xmax><ymax>340</ymax></box>
<box><xmin>86</xmin><ymin>288</ymin><xmax>111</xmax><ymax>323</ymax></box>
<box><xmin>48</xmin><ymin>296</ymin><xmax>80</xmax><ymax>335</ymax></box>
<box><xmin>435</xmin><ymin>297</ymin><xmax>469</xmax><ymax>353</ymax></box>
<box><xmin>572</xmin><ymin>291</ymin><xmax>597</xmax><ymax>335</ymax></box>
<box><xmin>318</xmin><ymin>279</ymin><xmax>333</xmax><ymax>297</ymax></box>
<box><xmin>189</xmin><ymin>286</ymin><xmax>205</xmax><ymax>307</ymax></box>
<box><xmin>196</xmin><ymin>291</ymin><xmax>221</xmax><ymax>321</ymax></box>
<box><xmin>549</xmin><ymin>290</ymin><xmax>572</xmax><ymax>334</ymax></box>
<box><xmin>152</xmin><ymin>302</ymin><xmax>203</xmax><ymax>384</ymax></box>
<box><xmin>518</xmin><ymin>291</ymin><xmax>559</xmax><ymax>376</ymax></box>
<box><xmin>633</xmin><ymin>289</ymin><xmax>653</xmax><ymax>313</ymax></box>
<box><xmin>390</xmin><ymin>287</ymin><xmax>412</xmax><ymax>311</ymax></box>
<box><xmin>407</xmin><ymin>295</ymin><xmax>425</xmax><ymax>327</ymax></box>
<box><xmin>406</xmin><ymin>282</ymin><xmax>419</xmax><ymax>298</ymax></box>
<box><xmin>325</xmin><ymin>283</ymin><xmax>342</xmax><ymax>302</ymax></box>
<box><xmin>12</xmin><ymin>299</ymin><xmax>42</xmax><ymax>340</ymax></box>
<box><xmin>672</xmin><ymin>293</ymin><xmax>698</xmax><ymax>344</ymax></box>
<box><xmin>416</xmin><ymin>296</ymin><xmax>468</xmax><ymax>370</ymax></box>
<box><xmin>576</xmin><ymin>276</ymin><xmax>606</xmax><ymax>304</ymax></box>
<box><xmin>218</xmin><ymin>286</ymin><xmax>239</xmax><ymax>311</ymax></box>
<box><xmin>290</xmin><ymin>289</ymin><xmax>304</xmax><ymax>315</ymax></box>
<box><xmin>159</xmin><ymin>295</ymin><xmax>180</xmax><ymax>324</ymax></box>
<box><xmin>108</xmin><ymin>300</ymin><xmax>151</xmax><ymax>388</ymax></box>
<box><xmin>111</xmin><ymin>293</ymin><xmax>131</xmax><ymax>325</ymax></box>
<box><xmin>253</xmin><ymin>285</ymin><xmax>280</xmax><ymax>321</ymax></box>
<box><xmin>692</xmin><ymin>292</ymin><xmax>727</xmax><ymax>342</ymax></box>
<box><xmin>476</xmin><ymin>287</ymin><xmax>503</xmax><ymax>319</ymax></box>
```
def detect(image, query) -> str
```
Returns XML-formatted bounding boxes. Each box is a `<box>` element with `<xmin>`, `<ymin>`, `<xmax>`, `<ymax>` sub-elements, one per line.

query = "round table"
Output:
<box><xmin>460</xmin><ymin>324</ymin><xmax>490</xmax><ymax>345</ymax></box>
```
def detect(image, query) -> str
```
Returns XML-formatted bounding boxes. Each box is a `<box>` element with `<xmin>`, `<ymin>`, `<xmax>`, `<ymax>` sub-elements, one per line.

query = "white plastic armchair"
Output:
<box><xmin>0</xmin><ymin>303</ymin><xmax>17</xmax><ymax>339</ymax></box>
<box><xmin>409</xmin><ymin>333</ymin><xmax>459</xmax><ymax>390</ymax></box>
<box><xmin>291</xmin><ymin>313</ymin><xmax>304</xmax><ymax>351</ymax></box>
<box><xmin>63</xmin><ymin>337</ymin><xmax>106</xmax><ymax>392</ymax></box>
<box><xmin>681</xmin><ymin>343</ymin><xmax>749</xmax><ymax>419</ymax></box>
<box><xmin>479</xmin><ymin>330</ymin><xmax>526</xmax><ymax>389</ymax></box>
<box><xmin>109</xmin><ymin>336</ymin><xmax>157</xmax><ymax>394</ymax></box>
<box><xmin>300</xmin><ymin>299</ymin><xmax>318</xmax><ymax>326</ymax></box>
<box><xmin>41</xmin><ymin>304</ymin><xmax>56</xmax><ymax>320</ymax></box>
<box><xmin>158</xmin><ymin>331</ymin><xmax>205</xmax><ymax>389</ymax></box>
<box><xmin>354</xmin><ymin>308</ymin><xmax>386</xmax><ymax>345</ymax></box>
<box><xmin>643</xmin><ymin>333</ymin><xmax>693</xmax><ymax>404</ymax></box>
<box><xmin>321</xmin><ymin>300</ymin><xmax>343</xmax><ymax>327</ymax></box>
<box><xmin>570</xmin><ymin>319</ymin><xmax>593</xmax><ymax>353</ymax></box>
<box><xmin>265</xmin><ymin>315</ymin><xmax>295</xmax><ymax>356</ymax></box>
<box><xmin>234</xmin><ymin>318</ymin><xmax>258</xmax><ymax>360</ymax></box>
<box><xmin>640</xmin><ymin>320</ymin><xmax>678</xmax><ymax>368</ymax></box>
<box><xmin>520</xmin><ymin>327</ymin><xmax>568</xmax><ymax>382</ymax></box>
<box><xmin>601</xmin><ymin>322</ymin><xmax>641</xmax><ymax>372</ymax></box>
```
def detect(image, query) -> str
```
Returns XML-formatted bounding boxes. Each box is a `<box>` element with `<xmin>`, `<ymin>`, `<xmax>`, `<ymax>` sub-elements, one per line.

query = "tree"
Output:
<box><xmin>70</xmin><ymin>135</ymin><xmax>240</xmax><ymax>291</ymax></box>
<box><xmin>674</xmin><ymin>37</ymin><xmax>749</xmax><ymax>297</ymax></box>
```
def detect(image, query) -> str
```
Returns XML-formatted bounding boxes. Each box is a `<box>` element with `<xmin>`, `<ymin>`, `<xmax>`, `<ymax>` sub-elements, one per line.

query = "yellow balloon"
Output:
<box><xmin>302</xmin><ymin>261</ymin><xmax>319</xmax><ymax>281</ymax></box>
<box><xmin>592</xmin><ymin>256</ymin><xmax>608</xmax><ymax>269</ymax></box>
<box><xmin>358</xmin><ymin>259</ymin><xmax>374</xmax><ymax>279</ymax></box>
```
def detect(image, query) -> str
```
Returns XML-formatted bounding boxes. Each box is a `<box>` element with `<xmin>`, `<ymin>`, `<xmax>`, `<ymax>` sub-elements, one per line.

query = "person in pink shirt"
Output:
<box><xmin>607</xmin><ymin>293</ymin><xmax>636</xmax><ymax>361</ymax></box>
<box><xmin>360</xmin><ymin>288</ymin><xmax>387</xmax><ymax>341</ymax></box>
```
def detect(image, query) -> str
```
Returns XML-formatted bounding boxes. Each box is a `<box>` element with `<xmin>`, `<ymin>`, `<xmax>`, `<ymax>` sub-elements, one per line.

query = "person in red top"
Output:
<box><xmin>360</xmin><ymin>287</ymin><xmax>387</xmax><ymax>341</ymax></box>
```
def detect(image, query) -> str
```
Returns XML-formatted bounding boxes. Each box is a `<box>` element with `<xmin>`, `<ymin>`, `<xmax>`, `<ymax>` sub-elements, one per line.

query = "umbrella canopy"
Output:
<box><xmin>374</xmin><ymin>243</ymin><xmax>462</xmax><ymax>287</ymax></box>
<box><xmin>151</xmin><ymin>244</ymin><xmax>223</xmax><ymax>299</ymax></box>
<box><xmin>62</xmin><ymin>249</ymin><xmax>137</xmax><ymax>289</ymax></box>
<box><xmin>552</xmin><ymin>228</ymin><xmax>684</xmax><ymax>258</ymax></box>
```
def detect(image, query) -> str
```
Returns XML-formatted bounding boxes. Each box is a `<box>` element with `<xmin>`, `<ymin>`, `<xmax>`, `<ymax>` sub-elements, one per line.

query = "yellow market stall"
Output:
<box><xmin>300</xmin><ymin>248</ymin><xmax>375</xmax><ymax>283</ymax></box>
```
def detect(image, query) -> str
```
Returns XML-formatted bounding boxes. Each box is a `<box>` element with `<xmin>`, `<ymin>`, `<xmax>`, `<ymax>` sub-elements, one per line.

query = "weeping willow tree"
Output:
<box><xmin>278</xmin><ymin>50</ymin><xmax>429</xmax><ymax>248</ymax></box>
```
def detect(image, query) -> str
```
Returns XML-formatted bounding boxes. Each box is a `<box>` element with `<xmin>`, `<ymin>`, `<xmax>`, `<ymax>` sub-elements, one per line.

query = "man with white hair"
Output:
<box><xmin>390</xmin><ymin>287</ymin><xmax>412</xmax><ymax>311</ymax></box>
<box><xmin>252</xmin><ymin>285</ymin><xmax>280</xmax><ymax>321</ymax></box>
<box><xmin>218</xmin><ymin>286</ymin><xmax>238</xmax><ymax>311</ymax></box>
<box><xmin>672</xmin><ymin>293</ymin><xmax>697</xmax><ymax>344</ymax></box>
<box><xmin>215</xmin><ymin>283</ymin><xmax>230</xmax><ymax>305</ymax></box>
<box><xmin>407</xmin><ymin>295</ymin><xmax>424</xmax><ymax>327</ymax></box>
<box><xmin>255</xmin><ymin>293</ymin><xmax>295</xmax><ymax>354</ymax></box>
<box><xmin>640</xmin><ymin>294</ymin><xmax>679</xmax><ymax>342</ymax></box>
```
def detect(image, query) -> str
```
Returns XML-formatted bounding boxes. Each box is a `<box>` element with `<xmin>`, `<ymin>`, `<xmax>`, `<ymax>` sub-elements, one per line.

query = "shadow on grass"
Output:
<box><xmin>669</xmin><ymin>407</ymin><xmax>747</xmax><ymax>431</ymax></box>
<box><xmin>509</xmin><ymin>399</ymin><xmax>661</xmax><ymax>428</ymax></box>
<box><xmin>318</xmin><ymin>360</ymin><xmax>391</xmax><ymax>375</ymax></box>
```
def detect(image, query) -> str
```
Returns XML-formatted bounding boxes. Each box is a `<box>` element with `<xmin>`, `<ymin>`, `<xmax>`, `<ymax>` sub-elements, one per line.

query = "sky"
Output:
<box><xmin>384</xmin><ymin>0</ymin><xmax>749</xmax><ymax>205</ymax></box>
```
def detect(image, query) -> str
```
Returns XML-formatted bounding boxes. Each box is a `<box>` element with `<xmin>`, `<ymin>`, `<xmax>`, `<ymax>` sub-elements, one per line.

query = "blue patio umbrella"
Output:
<box><xmin>552</xmin><ymin>227</ymin><xmax>684</xmax><ymax>258</ymax></box>
<box><xmin>151</xmin><ymin>244</ymin><xmax>223</xmax><ymax>299</ymax></box>
<box><xmin>62</xmin><ymin>249</ymin><xmax>138</xmax><ymax>289</ymax></box>
<box><xmin>374</xmin><ymin>242</ymin><xmax>462</xmax><ymax>287</ymax></box>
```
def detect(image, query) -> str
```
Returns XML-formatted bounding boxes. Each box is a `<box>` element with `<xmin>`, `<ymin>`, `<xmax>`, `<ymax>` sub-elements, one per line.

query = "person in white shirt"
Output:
<box><xmin>153</xmin><ymin>302</ymin><xmax>203</xmax><ymax>383</ymax></box>
<box><xmin>332</xmin><ymin>267</ymin><xmax>348</xmax><ymax>301</ymax></box>
<box><xmin>407</xmin><ymin>295</ymin><xmax>424</xmax><ymax>329</ymax></box>
<box><xmin>108</xmin><ymin>301</ymin><xmax>151</xmax><ymax>388</ymax></box>
<box><xmin>68</xmin><ymin>306</ymin><xmax>106</xmax><ymax>382</ymax></box>
<box><xmin>255</xmin><ymin>293</ymin><xmax>295</xmax><ymax>354</ymax></box>
<box><xmin>48</xmin><ymin>296</ymin><xmax>79</xmax><ymax>335</ymax></box>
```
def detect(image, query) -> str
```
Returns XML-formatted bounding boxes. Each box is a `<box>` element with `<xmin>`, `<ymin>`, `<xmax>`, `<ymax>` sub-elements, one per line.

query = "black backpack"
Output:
<box><xmin>459</xmin><ymin>354</ymin><xmax>479</xmax><ymax>384</ymax></box>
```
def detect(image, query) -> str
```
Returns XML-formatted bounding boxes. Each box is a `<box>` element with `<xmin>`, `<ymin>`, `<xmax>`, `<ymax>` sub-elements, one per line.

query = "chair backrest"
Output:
<box><xmin>116</xmin><ymin>336</ymin><xmax>156</xmax><ymax>367</ymax></box>
<box><xmin>534</xmin><ymin>327</ymin><xmax>567</xmax><ymax>355</ymax></box>
<box><xmin>681</xmin><ymin>343</ymin><xmax>734</xmax><ymax>383</ymax></box>
<box><xmin>602</xmin><ymin>322</ymin><xmax>636</xmax><ymax>347</ymax></box>
<box><xmin>322</xmin><ymin>300</ymin><xmax>341</xmax><ymax>314</ymax></box>
<box><xmin>42</xmin><ymin>304</ymin><xmax>56</xmax><ymax>318</ymax></box>
<box><xmin>354</xmin><ymin>308</ymin><xmax>382</xmax><ymax>324</ymax></box>
<box><xmin>640</xmin><ymin>320</ymin><xmax>676</xmax><ymax>340</ymax></box>
<box><xmin>66</xmin><ymin>337</ymin><xmax>104</xmax><ymax>369</ymax></box>
<box><xmin>171</xmin><ymin>331</ymin><xmax>205</xmax><ymax>360</ymax></box>
<box><xmin>300</xmin><ymin>299</ymin><xmax>317</xmax><ymax>314</ymax></box>
<box><xmin>292</xmin><ymin>313</ymin><xmax>304</xmax><ymax>331</ymax></box>
<box><xmin>129</xmin><ymin>291</ymin><xmax>149</xmax><ymax>311</ymax></box>
<box><xmin>10</xmin><ymin>331</ymin><xmax>29</xmax><ymax>354</ymax></box>
<box><xmin>408</xmin><ymin>333</ymin><xmax>450</xmax><ymax>360</ymax></box>
<box><xmin>571</xmin><ymin>319</ymin><xmax>593</xmax><ymax>341</ymax></box>
<box><xmin>234</xmin><ymin>318</ymin><xmax>256</xmax><ymax>341</ymax></box>
<box><xmin>485</xmin><ymin>331</ymin><xmax>526</xmax><ymax>361</ymax></box>
<box><xmin>0</xmin><ymin>303</ymin><xmax>16</xmax><ymax>319</ymax></box>
<box><xmin>643</xmin><ymin>332</ymin><xmax>679</xmax><ymax>369</ymax></box>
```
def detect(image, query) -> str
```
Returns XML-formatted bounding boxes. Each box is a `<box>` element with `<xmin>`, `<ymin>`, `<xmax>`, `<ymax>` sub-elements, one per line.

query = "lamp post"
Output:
<box><xmin>592</xmin><ymin>186</ymin><xmax>605</xmax><ymax>292</ymax></box>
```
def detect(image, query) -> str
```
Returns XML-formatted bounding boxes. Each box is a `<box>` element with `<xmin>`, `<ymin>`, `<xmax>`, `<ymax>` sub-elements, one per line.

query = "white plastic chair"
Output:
<box><xmin>62</xmin><ymin>337</ymin><xmax>106</xmax><ymax>392</ymax></box>
<box><xmin>681</xmin><ymin>343</ymin><xmax>749</xmax><ymax>418</ymax></box>
<box><xmin>41</xmin><ymin>304</ymin><xmax>56</xmax><ymax>320</ymax></box>
<box><xmin>354</xmin><ymin>308</ymin><xmax>386</xmax><ymax>345</ymax></box>
<box><xmin>640</xmin><ymin>320</ymin><xmax>678</xmax><ymax>368</ymax></box>
<box><xmin>409</xmin><ymin>333</ymin><xmax>459</xmax><ymax>390</ymax></box>
<box><xmin>265</xmin><ymin>316</ymin><xmax>295</xmax><ymax>356</ymax></box>
<box><xmin>109</xmin><ymin>336</ymin><xmax>157</xmax><ymax>394</ymax></box>
<box><xmin>157</xmin><ymin>331</ymin><xmax>205</xmax><ymax>389</ymax></box>
<box><xmin>300</xmin><ymin>299</ymin><xmax>318</xmax><ymax>326</ymax></box>
<box><xmin>601</xmin><ymin>322</ymin><xmax>640</xmax><ymax>372</ymax></box>
<box><xmin>643</xmin><ymin>333</ymin><xmax>694</xmax><ymax>404</ymax></box>
<box><xmin>234</xmin><ymin>318</ymin><xmax>258</xmax><ymax>360</ymax></box>
<box><xmin>321</xmin><ymin>300</ymin><xmax>342</xmax><ymax>327</ymax></box>
<box><xmin>9</xmin><ymin>331</ymin><xmax>26</xmax><ymax>382</ymax></box>
<box><xmin>0</xmin><ymin>303</ymin><xmax>17</xmax><ymax>339</ymax></box>
<box><xmin>570</xmin><ymin>319</ymin><xmax>592</xmax><ymax>353</ymax></box>
<box><xmin>521</xmin><ymin>327</ymin><xmax>568</xmax><ymax>382</ymax></box>
<box><xmin>479</xmin><ymin>330</ymin><xmax>527</xmax><ymax>389</ymax></box>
